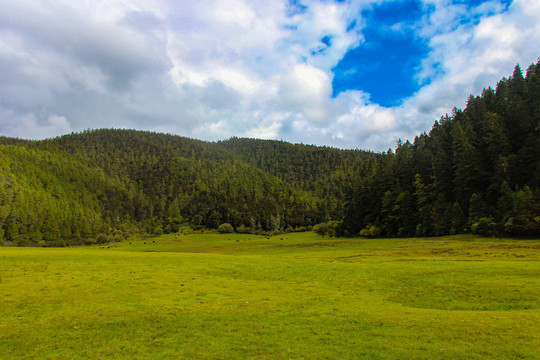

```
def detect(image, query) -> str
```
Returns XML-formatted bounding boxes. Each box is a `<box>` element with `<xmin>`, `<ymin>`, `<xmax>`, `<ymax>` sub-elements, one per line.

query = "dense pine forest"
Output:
<box><xmin>1</xmin><ymin>60</ymin><xmax>539</xmax><ymax>246</ymax></box>
<box><xmin>0</xmin><ymin>128</ymin><xmax>376</xmax><ymax>246</ymax></box>
<box><xmin>341</xmin><ymin>61</ymin><xmax>540</xmax><ymax>238</ymax></box>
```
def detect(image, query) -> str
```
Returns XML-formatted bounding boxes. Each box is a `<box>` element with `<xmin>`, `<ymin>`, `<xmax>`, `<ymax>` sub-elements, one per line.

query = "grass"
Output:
<box><xmin>1</xmin><ymin>232</ymin><xmax>539</xmax><ymax>359</ymax></box>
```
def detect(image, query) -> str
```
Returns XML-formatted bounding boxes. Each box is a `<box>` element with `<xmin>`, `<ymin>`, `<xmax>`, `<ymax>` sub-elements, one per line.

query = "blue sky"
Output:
<box><xmin>0</xmin><ymin>0</ymin><xmax>538</xmax><ymax>151</ymax></box>
<box><xmin>332</xmin><ymin>0</ymin><xmax>430</xmax><ymax>106</ymax></box>
<box><xmin>332</xmin><ymin>0</ymin><xmax>513</xmax><ymax>106</ymax></box>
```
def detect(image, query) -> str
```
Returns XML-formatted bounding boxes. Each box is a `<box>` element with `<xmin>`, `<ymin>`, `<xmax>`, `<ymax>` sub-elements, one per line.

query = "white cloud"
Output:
<box><xmin>392</xmin><ymin>0</ymin><xmax>540</xmax><ymax>145</ymax></box>
<box><xmin>213</xmin><ymin>0</ymin><xmax>256</xmax><ymax>27</ymax></box>
<box><xmin>281</xmin><ymin>0</ymin><xmax>362</xmax><ymax>70</ymax></box>
<box><xmin>277</xmin><ymin>63</ymin><xmax>333</xmax><ymax>124</ymax></box>
<box><xmin>5</xmin><ymin>113</ymin><xmax>72</xmax><ymax>139</ymax></box>
<box><xmin>242</xmin><ymin>112</ymin><xmax>288</xmax><ymax>139</ymax></box>
<box><xmin>0</xmin><ymin>0</ymin><xmax>538</xmax><ymax>152</ymax></box>
<box><xmin>292</xmin><ymin>64</ymin><xmax>330</xmax><ymax>96</ymax></box>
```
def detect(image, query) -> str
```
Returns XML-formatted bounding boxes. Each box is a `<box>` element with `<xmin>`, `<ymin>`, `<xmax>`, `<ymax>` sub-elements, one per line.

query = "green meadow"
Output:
<box><xmin>1</xmin><ymin>233</ymin><xmax>539</xmax><ymax>359</ymax></box>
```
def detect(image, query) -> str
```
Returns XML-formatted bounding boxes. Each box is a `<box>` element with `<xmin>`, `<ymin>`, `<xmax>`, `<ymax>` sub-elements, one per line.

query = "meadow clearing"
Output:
<box><xmin>1</xmin><ymin>232</ymin><xmax>539</xmax><ymax>359</ymax></box>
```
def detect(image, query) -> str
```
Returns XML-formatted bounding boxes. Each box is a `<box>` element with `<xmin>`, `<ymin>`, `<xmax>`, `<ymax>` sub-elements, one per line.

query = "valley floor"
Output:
<box><xmin>1</xmin><ymin>233</ymin><xmax>539</xmax><ymax>359</ymax></box>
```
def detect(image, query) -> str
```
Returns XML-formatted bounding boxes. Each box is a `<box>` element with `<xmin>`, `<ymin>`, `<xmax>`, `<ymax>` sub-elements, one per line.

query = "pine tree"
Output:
<box><xmin>413</xmin><ymin>174</ymin><xmax>433</xmax><ymax>236</ymax></box>
<box><xmin>451</xmin><ymin>122</ymin><xmax>483</xmax><ymax>207</ymax></box>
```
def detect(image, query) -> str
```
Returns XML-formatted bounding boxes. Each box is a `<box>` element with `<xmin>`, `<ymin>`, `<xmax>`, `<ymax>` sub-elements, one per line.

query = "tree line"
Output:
<box><xmin>0</xmin><ymin>128</ymin><xmax>374</xmax><ymax>246</ymax></box>
<box><xmin>1</xmin><ymin>59</ymin><xmax>539</xmax><ymax>246</ymax></box>
<box><xmin>341</xmin><ymin>61</ymin><xmax>540</xmax><ymax>238</ymax></box>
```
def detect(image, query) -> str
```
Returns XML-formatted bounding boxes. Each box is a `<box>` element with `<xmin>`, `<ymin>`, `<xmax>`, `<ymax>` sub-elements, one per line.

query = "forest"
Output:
<box><xmin>341</xmin><ymin>61</ymin><xmax>540</xmax><ymax>238</ymax></box>
<box><xmin>1</xmin><ymin>60</ymin><xmax>539</xmax><ymax>246</ymax></box>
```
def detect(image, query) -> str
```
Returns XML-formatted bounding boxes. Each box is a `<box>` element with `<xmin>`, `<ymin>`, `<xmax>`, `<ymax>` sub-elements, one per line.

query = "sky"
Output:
<box><xmin>0</xmin><ymin>0</ymin><xmax>538</xmax><ymax>151</ymax></box>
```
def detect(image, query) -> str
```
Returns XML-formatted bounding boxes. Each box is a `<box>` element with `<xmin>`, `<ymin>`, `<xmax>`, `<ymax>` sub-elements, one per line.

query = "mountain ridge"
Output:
<box><xmin>0</xmin><ymin>128</ymin><xmax>374</xmax><ymax>246</ymax></box>
<box><xmin>1</xmin><ymin>59</ymin><xmax>539</xmax><ymax>246</ymax></box>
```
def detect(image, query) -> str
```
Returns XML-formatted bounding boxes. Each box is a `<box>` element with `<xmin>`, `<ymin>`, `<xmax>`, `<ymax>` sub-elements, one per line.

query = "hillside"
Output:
<box><xmin>341</xmin><ymin>61</ymin><xmax>540</xmax><ymax>238</ymax></box>
<box><xmin>1</xmin><ymin>60</ymin><xmax>539</xmax><ymax>246</ymax></box>
<box><xmin>0</xmin><ymin>129</ymin><xmax>374</xmax><ymax>246</ymax></box>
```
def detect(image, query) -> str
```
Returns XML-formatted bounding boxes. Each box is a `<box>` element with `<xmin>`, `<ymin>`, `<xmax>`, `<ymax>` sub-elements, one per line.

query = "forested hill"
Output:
<box><xmin>341</xmin><ymin>61</ymin><xmax>540</xmax><ymax>238</ymax></box>
<box><xmin>1</xmin><ymin>60</ymin><xmax>539</xmax><ymax>247</ymax></box>
<box><xmin>218</xmin><ymin>137</ymin><xmax>377</xmax><ymax>204</ymax></box>
<box><xmin>0</xmin><ymin>129</ymin><xmax>375</xmax><ymax>246</ymax></box>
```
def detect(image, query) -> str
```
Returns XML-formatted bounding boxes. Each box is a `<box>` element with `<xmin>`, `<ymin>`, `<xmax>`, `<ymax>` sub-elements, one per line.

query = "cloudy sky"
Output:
<box><xmin>0</xmin><ymin>0</ymin><xmax>538</xmax><ymax>151</ymax></box>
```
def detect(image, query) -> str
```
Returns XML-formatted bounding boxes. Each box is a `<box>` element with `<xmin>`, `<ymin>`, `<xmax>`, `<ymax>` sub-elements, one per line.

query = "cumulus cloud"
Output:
<box><xmin>0</xmin><ymin>0</ymin><xmax>538</xmax><ymax>151</ymax></box>
<box><xmin>278</xmin><ymin>63</ymin><xmax>333</xmax><ymax>124</ymax></box>
<box><xmin>5</xmin><ymin>113</ymin><xmax>72</xmax><ymax>139</ymax></box>
<box><xmin>395</xmin><ymin>0</ymin><xmax>540</xmax><ymax>143</ymax></box>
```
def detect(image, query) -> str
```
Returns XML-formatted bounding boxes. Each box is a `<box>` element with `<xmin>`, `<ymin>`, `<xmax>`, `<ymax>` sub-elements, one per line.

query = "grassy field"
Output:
<box><xmin>1</xmin><ymin>232</ymin><xmax>539</xmax><ymax>359</ymax></box>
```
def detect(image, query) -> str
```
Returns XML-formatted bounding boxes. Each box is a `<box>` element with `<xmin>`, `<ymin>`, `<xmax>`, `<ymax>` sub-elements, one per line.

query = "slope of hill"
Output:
<box><xmin>341</xmin><ymin>60</ymin><xmax>540</xmax><ymax>238</ymax></box>
<box><xmin>0</xmin><ymin>129</ymin><xmax>374</xmax><ymax>246</ymax></box>
<box><xmin>1</xmin><ymin>59</ymin><xmax>539</xmax><ymax>246</ymax></box>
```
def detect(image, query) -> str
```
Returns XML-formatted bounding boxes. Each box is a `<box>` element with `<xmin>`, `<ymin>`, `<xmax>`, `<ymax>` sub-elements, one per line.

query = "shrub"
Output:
<box><xmin>503</xmin><ymin>214</ymin><xmax>540</xmax><ymax>237</ymax></box>
<box><xmin>360</xmin><ymin>225</ymin><xmax>382</xmax><ymax>238</ymax></box>
<box><xmin>236</xmin><ymin>224</ymin><xmax>249</xmax><ymax>233</ymax></box>
<box><xmin>471</xmin><ymin>217</ymin><xmax>497</xmax><ymax>237</ymax></box>
<box><xmin>313</xmin><ymin>221</ymin><xmax>341</xmax><ymax>237</ymax></box>
<box><xmin>152</xmin><ymin>225</ymin><xmax>163</xmax><ymax>235</ymax></box>
<box><xmin>85</xmin><ymin>238</ymin><xmax>97</xmax><ymax>245</ymax></box>
<box><xmin>218</xmin><ymin>223</ymin><xmax>234</xmax><ymax>233</ymax></box>
<box><xmin>96</xmin><ymin>233</ymin><xmax>109</xmax><ymax>244</ymax></box>
<box><xmin>313</xmin><ymin>222</ymin><xmax>329</xmax><ymax>236</ymax></box>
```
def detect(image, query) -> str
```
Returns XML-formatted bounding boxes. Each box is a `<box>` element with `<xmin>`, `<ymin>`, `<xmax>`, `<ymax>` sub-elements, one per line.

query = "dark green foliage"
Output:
<box><xmin>0</xmin><ymin>145</ymin><xmax>114</xmax><ymax>246</ymax></box>
<box><xmin>359</xmin><ymin>225</ymin><xmax>382</xmax><ymax>238</ymax></box>
<box><xmin>341</xmin><ymin>59</ymin><xmax>540</xmax><ymax>238</ymax></box>
<box><xmin>451</xmin><ymin>201</ymin><xmax>466</xmax><ymax>235</ymax></box>
<box><xmin>0</xmin><ymin>129</ymin><xmax>374</xmax><ymax>246</ymax></box>
<box><xmin>313</xmin><ymin>222</ymin><xmax>329</xmax><ymax>236</ymax></box>
<box><xmin>218</xmin><ymin>137</ymin><xmax>377</xmax><ymax>222</ymax></box>
<box><xmin>2</xmin><ymin>60</ymin><xmax>539</xmax><ymax>244</ymax></box>
<box><xmin>471</xmin><ymin>217</ymin><xmax>498</xmax><ymax>237</ymax></box>
<box><xmin>313</xmin><ymin>221</ymin><xmax>340</xmax><ymax>237</ymax></box>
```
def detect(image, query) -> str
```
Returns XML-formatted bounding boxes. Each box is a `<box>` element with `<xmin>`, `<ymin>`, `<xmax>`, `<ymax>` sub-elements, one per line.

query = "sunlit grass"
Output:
<box><xmin>1</xmin><ymin>233</ymin><xmax>539</xmax><ymax>359</ymax></box>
